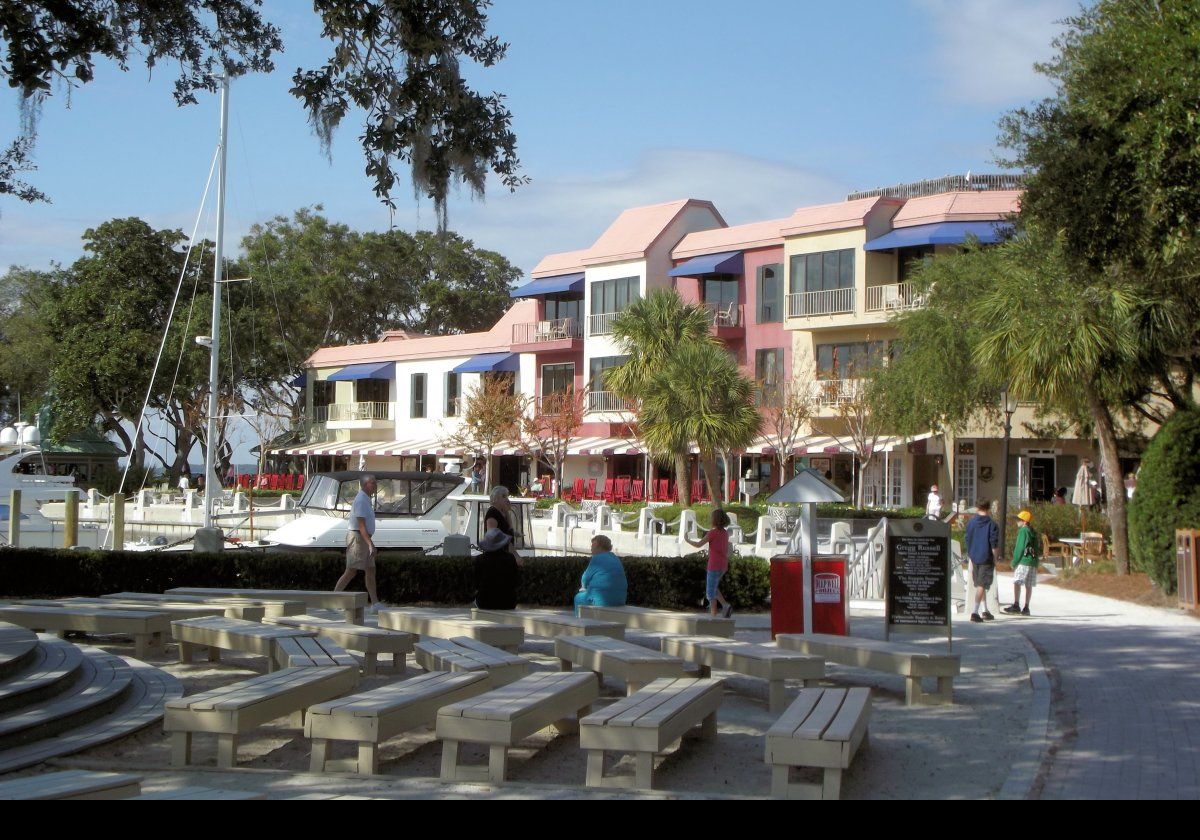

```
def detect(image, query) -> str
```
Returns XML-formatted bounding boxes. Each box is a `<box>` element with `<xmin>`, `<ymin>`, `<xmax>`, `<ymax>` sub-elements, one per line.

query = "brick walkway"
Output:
<box><xmin>1001</xmin><ymin>576</ymin><xmax>1200</xmax><ymax>799</ymax></box>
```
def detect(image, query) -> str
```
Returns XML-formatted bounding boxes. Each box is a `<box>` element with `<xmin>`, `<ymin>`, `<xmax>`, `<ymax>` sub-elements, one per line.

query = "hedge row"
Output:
<box><xmin>0</xmin><ymin>547</ymin><xmax>771</xmax><ymax>611</ymax></box>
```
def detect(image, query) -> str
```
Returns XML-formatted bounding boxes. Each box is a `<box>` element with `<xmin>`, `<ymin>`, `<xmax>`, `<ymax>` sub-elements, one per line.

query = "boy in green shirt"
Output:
<box><xmin>1004</xmin><ymin>509</ymin><xmax>1040</xmax><ymax>616</ymax></box>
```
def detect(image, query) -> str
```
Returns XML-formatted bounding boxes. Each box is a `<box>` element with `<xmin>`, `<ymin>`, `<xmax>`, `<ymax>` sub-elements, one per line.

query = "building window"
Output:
<box><xmin>541</xmin><ymin>363</ymin><xmax>575</xmax><ymax>398</ymax></box>
<box><xmin>790</xmin><ymin>249</ymin><xmax>854</xmax><ymax>293</ymax></box>
<box><xmin>588</xmin><ymin>356</ymin><xmax>630</xmax><ymax>392</ymax></box>
<box><xmin>702</xmin><ymin>276</ymin><xmax>739</xmax><ymax>311</ymax></box>
<box><xmin>411</xmin><ymin>373</ymin><xmax>426</xmax><ymax>419</ymax></box>
<box><xmin>312</xmin><ymin>380</ymin><xmax>335</xmax><ymax>409</ymax></box>
<box><xmin>755</xmin><ymin>348</ymin><xmax>784</xmax><ymax>404</ymax></box>
<box><xmin>898</xmin><ymin>246</ymin><xmax>935</xmax><ymax>284</ymax></box>
<box><xmin>485</xmin><ymin>371</ymin><xmax>516</xmax><ymax>396</ymax></box>
<box><xmin>356</xmin><ymin>378</ymin><xmax>389</xmax><ymax>404</ymax></box>
<box><xmin>544</xmin><ymin>295</ymin><xmax>582</xmax><ymax>323</ymax></box>
<box><xmin>816</xmin><ymin>341</ymin><xmax>889</xmax><ymax>379</ymax></box>
<box><xmin>956</xmin><ymin>452</ymin><xmax>977</xmax><ymax>507</ymax></box>
<box><xmin>757</xmin><ymin>263</ymin><xmax>783</xmax><ymax>323</ymax></box>
<box><xmin>445</xmin><ymin>372</ymin><xmax>460</xmax><ymax>416</ymax></box>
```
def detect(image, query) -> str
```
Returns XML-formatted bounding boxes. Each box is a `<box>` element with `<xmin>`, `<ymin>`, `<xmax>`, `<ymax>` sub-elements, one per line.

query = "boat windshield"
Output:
<box><xmin>298</xmin><ymin>475</ymin><xmax>341</xmax><ymax>511</ymax></box>
<box><xmin>373</xmin><ymin>476</ymin><xmax>460</xmax><ymax>516</ymax></box>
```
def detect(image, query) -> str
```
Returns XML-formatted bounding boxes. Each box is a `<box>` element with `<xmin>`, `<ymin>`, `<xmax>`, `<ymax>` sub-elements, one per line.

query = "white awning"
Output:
<box><xmin>567</xmin><ymin>436</ymin><xmax>647</xmax><ymax>456</ymax></box>
<box><xmin>743</xmin><ymin>431</ymin><xmax>934</xmax><ymax>456</ymax></box>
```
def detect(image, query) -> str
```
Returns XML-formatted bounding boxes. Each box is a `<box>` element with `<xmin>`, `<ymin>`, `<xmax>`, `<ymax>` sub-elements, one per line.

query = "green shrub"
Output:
<box><xmin>0</xmin><ymin>547</ymin><xmax>771</xmax><ymax>610</ymax></box>
<box><xmin>1000</xmin><ymin>502</ymin><xmax>1109</xmax><ymax>561</ymax></box>
<box><xmin>1129</xmin><ymin>408</ymin><xmax>1200</xmax><ymax>593</ymax></box>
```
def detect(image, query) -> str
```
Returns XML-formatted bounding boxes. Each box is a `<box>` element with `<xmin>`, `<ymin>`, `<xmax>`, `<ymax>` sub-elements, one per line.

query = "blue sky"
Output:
<box><xmin>1</xmin><ymin>0</ymin><xmax>1079</xmax><ymax>275</ymax></box>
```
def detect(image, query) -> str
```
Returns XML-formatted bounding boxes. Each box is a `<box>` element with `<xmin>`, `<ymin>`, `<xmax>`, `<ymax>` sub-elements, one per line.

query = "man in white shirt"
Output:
<box><xmin>334</xmin><ymin>474</ymin><xmax>381</xmax><ymax>609</ymax></box>
<box><xmin>925</xmin><ymin>484</ymin><xmax>942</xmax><ymax>519</ymax></box>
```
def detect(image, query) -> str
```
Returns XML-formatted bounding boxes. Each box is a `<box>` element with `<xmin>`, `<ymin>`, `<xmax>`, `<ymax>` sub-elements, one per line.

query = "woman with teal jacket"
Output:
<box><xmin>574</xmin><ymin>535</ymin><xmax>628</xmax><ymax>614</ymax></box>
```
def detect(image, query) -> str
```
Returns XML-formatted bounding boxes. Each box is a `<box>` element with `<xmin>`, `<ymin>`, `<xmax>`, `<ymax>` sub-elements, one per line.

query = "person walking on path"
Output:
<box><xmin>1004</xmin><ymin>509</ymin><xmax>1041</xmax><ymax>616</ymax></box>
<box><xmin>925</xmin><ymin>484</ymin><xmax>943</xmax><ymax>519</ymax></box>
<box><xmin>686</xmin><ymin>508</ymin><xmax>733</xmax><ymax>618</ymax></box>
<box><xmin>574</xmin><ymin>535</ymin><xmax>627</xmax><ymax>615</ymax></box>
<box><xmin>964</xmin><ymin>499</ymin><xmax>1000</xmax><ymax>622</ymax></box>
<box><xmin>334</xmin><ymin>474</ymin><xmax>381</xmax><ymax>610</ymax></box>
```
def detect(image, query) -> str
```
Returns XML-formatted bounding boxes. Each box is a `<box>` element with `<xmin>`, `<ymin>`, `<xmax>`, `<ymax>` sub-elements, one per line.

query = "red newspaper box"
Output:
<box><xmin>770</xmin><ymin>555</ymin><xmax>849</xmax><ymax>638</ymax></box>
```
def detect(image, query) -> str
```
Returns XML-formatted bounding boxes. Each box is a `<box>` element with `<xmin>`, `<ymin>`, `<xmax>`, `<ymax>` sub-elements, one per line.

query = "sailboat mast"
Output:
<box><xmin>203</xmin><ymin>74</ymin><xmax>230</xmax><ymax>530</ymax></box>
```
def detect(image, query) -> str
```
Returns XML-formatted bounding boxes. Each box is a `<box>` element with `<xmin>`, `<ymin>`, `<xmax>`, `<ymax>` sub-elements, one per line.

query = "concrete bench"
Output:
<box><xmin>20</xmin><ymin>599</ymin><xmax>228</xmax><ymax>634</ymax></box>
<box><xmin>471</xmin><ymin>608</ymin><xmax>625</xmax><ymax>640</ymax></box>
<box><xmin>555</xmin><ymin>635</ymin><xmax>686</xmax><ymax>695</ymax></box>
<box><xmin>168</xmin><ymin>587</ymin><xmax>368</xmax><ymax>624</ymax></box>
<box><xmin>306</xmin><ymin>671</ymin><xmax>492</xmax><ymax>775</ymax></box>
<box><xmin>172</xmin><ymin>616</ymin><xmax>317</xmax><ymax>670</ymax></box>
<box><xmin>273</xmin><ymin>636</ymin><xmax>360</xmax><ymax>671</ymax></box>
<box><xmin>765</xmin><ymin>687</ymin><xmax>872</xmax><ymax>800</ymax></box>
<box><xmin>106</xmin><ymin>592</ymin><xmax>297</xmax><ymax>620</ymax></box>
<box><xmin>0</xmin><ymin>605</ymin><xmax>169</xmax><ymax>659</ymax></box>
<box><xmin>0</xmin><ymin>770</ymin><xmax>142</xmax><ymax>800</ymax></box>
<box><xmin>414</xmin><ymin>637</ymin><xmax>529</xmax><ymax>688</ymax></box>
<box><xmin>131</xmin><ymin>787</ymin><xmax>266</xmax><ymax>800</ymax></box>
<box><xmin>267</xmin><ymin>615</ymin><xmax>415</xmax><ymax>676</ymax></box>
<box><xmin>580</xmin><ymin>677</ymin><xmax>723</xmax><ymax>790</ymax></box>
<box><xmin>775</xmin><ymin>633</ymin><xmax>960</xmax><ymax>706</ymax></box>
<box><xmin>659</xmin><ymin>636</ymin><xmax>824</xmax><ymax>713</ymax></box>
<box><xmin>436</xmin><ymin>671</ymin><xmax>599</xmax><ymax>783</ymax></box>
<box><xmin>165</xmin><ymin>666</ymin><xmax>359</xmax><ymax>768</ymax></box>
<box><xmin>578</xmin><ymin>605</ymin><xmax>735</xmax><ymax>638</ymax></box>
<box><xmin>379</xmin><ymin>609</ymin><xmax>524</xmax><ymax>653</ymax></box>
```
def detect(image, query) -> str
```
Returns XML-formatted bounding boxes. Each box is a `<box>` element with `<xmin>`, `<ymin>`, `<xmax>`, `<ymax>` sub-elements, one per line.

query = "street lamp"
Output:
<box><xmin>997</xmin><ymin>386</ymin><xmax>1020</xmax><ymax>563</ymax></box>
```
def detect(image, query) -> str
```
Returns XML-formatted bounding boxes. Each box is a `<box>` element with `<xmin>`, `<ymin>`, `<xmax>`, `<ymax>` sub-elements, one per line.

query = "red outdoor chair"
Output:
<box><xmin>295</xmin><ymin>474</ymin><xmax>306</xmax><ymax>492</ymax></box>
<box><xmin>584</xmin><ymin>479</ymin><xmax>598</xmax><ymax>500</ymax></box>
<box><xmin>615</xmin><ymin>476</ymin><xmax>632</xmax><ymax>504</ymax></box>
<box><xmin>631</xmin><ymin>479</ymin><xmax>644</xmax><ymax>501</ymax></box>
<box><xmin>601</xmin><ymin>478</ymin><xmax>616</xmax><ymax>502</ymax></box>
<box><xmin>728</xmin><ymin>479</ymin><xmax>737</xmax><ymax>504</ymax></box>
<box><xmin>566</xmin><ymin>478</ymin><xmax>585</xmax><ymax>502</ymax></box>
<box><xmin>691</xmin><ymin>479</ymin><xmax>709</xmax><ymax>503</ymax></box>
<box><xmin>268</xmin><ymin>474</ymin><xmax>280</xmax><ymax>491</ymax></box>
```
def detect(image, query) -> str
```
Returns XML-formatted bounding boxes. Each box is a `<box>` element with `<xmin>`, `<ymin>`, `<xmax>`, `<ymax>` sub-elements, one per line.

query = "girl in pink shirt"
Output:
<box><xmin>686</xmin><ymin>508</ymin><xmax>733</xmax><ymax>618</ymax></box>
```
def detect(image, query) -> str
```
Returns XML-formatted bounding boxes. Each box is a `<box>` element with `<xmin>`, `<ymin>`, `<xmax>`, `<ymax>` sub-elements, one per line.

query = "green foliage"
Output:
<box><xmin>0</xmin><ymin>548</ymin><xmax>771</xmax><ymax>610</ymax></box>
<box><xmin>0</xmin><ymin>267</ymin><xmax>59</xmax><ymax>423</ymax></box>
<box><xmin>1000</xmin><ymin>502</ymin><xmax>1110</xmax><ymax>561</ymax></box>
<box><xmin>1129</xmin><ymin>408</ymin><xmax>1200</xmax><ymax>593</ymax></box>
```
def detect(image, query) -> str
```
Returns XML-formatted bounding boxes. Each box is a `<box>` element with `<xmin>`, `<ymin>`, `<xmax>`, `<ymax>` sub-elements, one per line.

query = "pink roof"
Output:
<box><xmin>779</xmin><ymin>197</ymin><xmax>902</xmax><ymax>237</ymax></box>
<box><xmin>530</xmin><ymin>248</ymin><xmax>592</xmax><ymax>279</ymax></box>
<box><xmin>891</xmin><ymin>190</ymin><xmax>1021</xmax><ymax>228</ymax></box>
<box><xmin>307</xmin><ymin>300</ymin><xmax>537</xmax><ymax>367</ymax></box>
<box><xmin>672</xmin><ymin>216</ymin><xmax>789</xmax><ymax>259</ymax></box>
<box><xmin>580</xmin><ymin>199</ymin><xmax>725</xmax><ymax>266</ymax></box>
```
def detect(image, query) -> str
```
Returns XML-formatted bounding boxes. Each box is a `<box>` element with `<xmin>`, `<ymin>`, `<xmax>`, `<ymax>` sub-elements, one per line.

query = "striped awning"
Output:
<box><xmin>744</xmin><ymin>432</ymin><xmax>933</xmax><ymax>456</ymax></box>
<box><xmin>567</xmin><ymin>436</ymin><xmax>647</xmax><ymax>456</ymax></box>
<box><xmin>276</xmin><ymin>437</ymin><xmax>528</xmax><ymax>457</ymax></box>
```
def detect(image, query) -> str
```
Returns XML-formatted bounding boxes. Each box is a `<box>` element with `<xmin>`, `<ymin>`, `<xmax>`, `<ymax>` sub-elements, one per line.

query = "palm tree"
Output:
<box><xmin>640</xmin><ymin>341</ymin><xmax>762</xmax><ymax>505</ymax></box>
<box><xmin>607</xmin><ymin>290</ymin><xmax>715</xmax><ymax>505</ymax></box>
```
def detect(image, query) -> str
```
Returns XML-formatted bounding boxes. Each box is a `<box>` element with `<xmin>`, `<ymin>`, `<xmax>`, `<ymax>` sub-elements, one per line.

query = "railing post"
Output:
<box><xmin>112</xmin><ymin>493</ymin><xmax>125</xmax><ymax>549</ymax></box>
<box><xmin>8</xmin><ymin>489</ymin><xmax>20</xmax><ymax>547</ymax></box>
<box><xmin>63</xmin><ymin>489</ymin><xmax>79</xmax><ymax>548</ymax></box>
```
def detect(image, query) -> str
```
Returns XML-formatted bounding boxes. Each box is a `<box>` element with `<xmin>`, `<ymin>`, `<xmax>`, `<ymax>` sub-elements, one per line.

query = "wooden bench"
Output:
<box><xmin>168</xmin><ymin>587</ymin><xmax>368</xmax><ymax>624</ymax></box>
<box><xmin>471</xmin><ymin>608</ymin><xmax>625</xmax><ymax>640</ymax></box>
<box><xmin>306</xmin><ymin>671</ymin><xmax>492</xmax><ymax>775</ymax></box>
<box><xmin>0</xmin><ymin>770</ymin><xmax>142</xmax><ymax>800</ymax></box>
<box><xmin>436</xmin><ymin>671</ymin><xmax>599</xmax><ymax>783</ymax></box>
<box><xmin>172</xmin><ymin>616</ymin><xmax>317</xmax><ymax>670</ymax></box>
<box><xmin>106</xmin><ymin>592</ymin><xmax>292</xmax><ymax>621</ymax></box>
<box><xmin>267</xmin><ymin>615</ymin><xmax>415</xmax><ymax>676</ymax></box>
<box><xmin>775</xmin><ymin>633</ymin><xmax>960</xmax><ymax>706</ymax></box>
<box><xmin>378</xmin><ymin>609</ymin><xmax>524</xmax><ymax>653</ymax></box>
<box><xmin>165</xmin><ymin>666</ymin><xmax>359</xmax><ymax>768</ymax></box>
<box><xmin>131</xmin><ymin>787</ymin><xmax>266</xmax><ymax>800</ymax></box>
<box><xmin>273</xmin><ymin>636</ymin><xmax>360</xmax><ymax>671</ymax></box>
<box><xmin>578</xmin><ymin>605</ymin><xmax>736</xmax><ymax>638</ymax></box>
<box><xmin>659</xmin><ymin>636</ymin><xmax>824</xmax><ymax>713</ymax></box>
<box><xmin>579</xmin><ymin>677</ymin><xmax>723</xmax><ymax>790</ymax></box>
<box><xmin>555</xmin><ymin>635</ymin><xmax>686</xmax><ymax>695</ymax></box>
<box><xmin>19</xmin><ymin>599</ymin><xmax>228</xmax><ymax>635</ymax></box>
<box><xmin>765</xmin><ymin>687</ymin><xmax>872</xmax><ymax>800</ymax></box>
<box><xmin>414</xmin><ymin>637</ymin><xmax>529</xmax><ymax>687</ymax></box>
<box><xmin>0</xmin><ymin>605</ymin><xmax>169</xmax><ymax>659</ymax></box>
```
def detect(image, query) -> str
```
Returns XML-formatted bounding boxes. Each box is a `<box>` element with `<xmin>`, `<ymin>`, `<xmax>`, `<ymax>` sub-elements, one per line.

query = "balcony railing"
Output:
<box><xmin>326</xmin><ymin>401</ymin><xmax>394</xmax><ymax>422</ymax></box>
<box><xmin>587</xmin><ymin>312</ymin><xmax>621</xmax><ymax>336</ymax></box>
<box><xmin>811</xmin><ymin>379</ymin><xmax>863</xmax><ymax>407</ymax></box>
<box><xmin>866</xmin><ymin>282</ymin><xmax>924</xmax><ymax>312</ymax></box>
<box><xmin>312</xmin><ymin>405</ymin><xmax>330</xmax><ymax>423</ymax></box>
<box><xmin>512</xmin><ymin>317</ymin><xmax>583</xmax><ymax>345</ymax></box>
<box><xmin>585</xmin><ymin>390</ymin><xmax>633</xmax><ymax>413</ymax></box>
<box><xmin>704</xmin><ymin>302</ymin><xmax>744</xmax><ymax>328</ymax></box>
<box><xmin>299</xmin><ymin>417</ymin><xmax>333</xmax><ymax>444</ymax></box>
<box><xmin>787</xmin><ymin>287</ymin><xmax>855</xmax><ymax>318</ymax></box>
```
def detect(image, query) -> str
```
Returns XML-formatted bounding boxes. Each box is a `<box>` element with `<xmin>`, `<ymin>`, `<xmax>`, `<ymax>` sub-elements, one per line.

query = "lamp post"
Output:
<box><xmin>997</xmin><ymin>387</ymin><xmax>1019</xmax><ymax>562</ymax></box>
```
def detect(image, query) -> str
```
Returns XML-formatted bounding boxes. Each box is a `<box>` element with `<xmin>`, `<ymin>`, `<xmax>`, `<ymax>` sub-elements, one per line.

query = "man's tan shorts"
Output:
<box><xmin>346</xmin><ymin>530</ymin><xmax>376</xmax><ymax>571</ymax></box>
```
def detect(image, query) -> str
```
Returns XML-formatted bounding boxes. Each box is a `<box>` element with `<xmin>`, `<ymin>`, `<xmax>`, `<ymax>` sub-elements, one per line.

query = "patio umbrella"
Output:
<box><xmin>1071</xmin><ymin>461</ymin><xmax>1095</xmax><ymax>507</ymax></box>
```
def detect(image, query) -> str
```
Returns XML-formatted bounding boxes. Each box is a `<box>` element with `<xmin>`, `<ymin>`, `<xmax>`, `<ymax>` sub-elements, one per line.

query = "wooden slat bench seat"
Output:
<box><xmin>471</xmin><ymin>608</ymin><xmax>625</xmax><ymax>640</ymax></box>
<box><xmin>555</xmin><ymin>635</ymin><xmax>686</xmax><ymax>695</ymax></box>
<box><xmin>267</xmin><ymin>615</ymin><xmax>415</xmax><ymax>676</ymax></box>
<box><xmin>165</xmin><ymin>666</ymin><xmax>359</xmax><ymax>768</ymax></box>
<box><xmin>0</xmin><ymin>769</ymin><xmax>142</xmax><ymax>800</ymax></box>
<box><xmin>273</xmin><ymin>636</ymin><xmax>359</xmax><ymax>671</ymax></box>
<box><xmin>436</xmin><ymin>671</ymin><xmax>599</xmax><ymax>783</ymax></box>
<box><xmin>659</xmin><ymin>636</ymin><xmax>824</xmax><ymax>713</ymax></box>
<box><xmin>172</xmin><ymin>616</ymin><xmax>316</xmax><ymax>670</ymax></box>
<box><xmin>577</xmin><ymin>605</ymin><xmax>735</xmax><ymax>638</ymax></box>
<box><xmin>168</xmin><ymin>588</ymin><xmax>368</xmax><ymax>624</ymax></box>
<box><xmin>0</xmin><ymin>606</ymin><xmax>168</xmax><ymax>659</ymax></box>
<box><xmin>775</xmin><ymin>633</ymin><xmax>960</xmax><ymax>706</ymax></box>
<box><xmin>378</xmin><ymin>609</ymin><xmax>523</xmax><ymax>653</ymax></box>
<box><xmin>105</xmin><ymin>592</ymin><xmax>279</xmax><ymax>621</ymax></box>
<box><xmin>579</xmin><ymin>677</ymin><xmax>723</xmax><ymax>790</ymax></box>
<box><xmin>306</xmin><ymin>670</ymin><xmax>492</xmax><ymax>775</ymax></box>
<box><xmin>414</xmin><ymin>637</ymin><xmax>529</xmax><ymax>688</ymax></box>
<box><xmin>765</xmin><ymin>687</ymin><xmax>872</xmax><ymax>800</ymax></box>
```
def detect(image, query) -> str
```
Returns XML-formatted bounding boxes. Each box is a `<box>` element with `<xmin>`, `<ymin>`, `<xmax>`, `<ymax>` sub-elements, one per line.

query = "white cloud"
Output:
<box><xmin>916</xmin><ymin>0</ymin><xmax>1077</xmax><ymax>105</ymax></box>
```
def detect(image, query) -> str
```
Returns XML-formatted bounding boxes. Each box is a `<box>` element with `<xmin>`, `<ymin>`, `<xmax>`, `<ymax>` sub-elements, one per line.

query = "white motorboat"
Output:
<box><xmin>0</xmin><ymin>425</ymin><xmax>85</xmax><ymax>540</ymax></box>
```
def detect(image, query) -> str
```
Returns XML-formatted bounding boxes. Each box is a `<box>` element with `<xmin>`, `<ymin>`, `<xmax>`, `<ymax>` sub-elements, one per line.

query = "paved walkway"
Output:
<box><xmin>998</xmin><ymin>575</ymin><xmax>1200</xmax><ymax>800</ymax></box>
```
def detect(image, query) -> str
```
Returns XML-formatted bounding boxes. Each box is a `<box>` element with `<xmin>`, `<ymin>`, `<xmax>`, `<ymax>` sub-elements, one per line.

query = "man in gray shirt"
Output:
<box><xmin>334</xmin><ymin>474</ymin><xmax>381</xmax><ymax>609</ymax></box>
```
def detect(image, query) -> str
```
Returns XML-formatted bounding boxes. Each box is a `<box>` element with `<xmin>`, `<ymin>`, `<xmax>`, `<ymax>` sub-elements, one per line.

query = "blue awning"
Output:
<box><xmin>864</xmin><ymin>221</ymin><xmax>1013</xmax><ymax>252</ymax></box>
<box><xmin>326</xmin><ymin>362</ymin><xmax>395</xmax><ymax>381</ymax></box>
<box><xmin>511</xmin><ymin>272</ymin><xmax>585</xmax><ymax>298</ymax></box>
<box><xmin>451</xmin><ymin>352</ymin><xmax>521</xmax><ymax>374</ymax></box>
<box><xmin>289</xmin><ymin>372</ymin><xmax>307</xmax><ymax>388</ymax></box>
<box><xmin>668</xmin><ymin>250</ymin><xmax>744</xmax><ymax>277</ymax></box>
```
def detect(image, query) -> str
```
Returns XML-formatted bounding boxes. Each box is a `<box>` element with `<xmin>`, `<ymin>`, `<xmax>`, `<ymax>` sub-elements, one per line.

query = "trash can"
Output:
<box><xmin>770</xmin><ymin>554</ymin><xmax>851</xmax><ymax>638</ymax></box>
<box><xmin>1178</xmin><ymin>530</ymin><xmax>1200</xmax><ymax>610</ymax></box>
<box><xmin>770</xmin><ymin>555</ymin><xmax>804</xmax><ymax>638</ymax></box>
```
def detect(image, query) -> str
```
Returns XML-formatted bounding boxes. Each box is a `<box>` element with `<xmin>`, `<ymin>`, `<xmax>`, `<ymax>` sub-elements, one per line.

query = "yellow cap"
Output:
<box><xmin>1017</xmin><ymin>510</ymin><xmax>1033</xmax><ymax>523</ymax></box>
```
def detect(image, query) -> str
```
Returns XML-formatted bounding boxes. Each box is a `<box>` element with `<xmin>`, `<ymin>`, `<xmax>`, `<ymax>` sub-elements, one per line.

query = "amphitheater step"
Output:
<box><xmin>0</xmin><ymin>623</ymin><xmax>38</xmax><ymax>679</ymax></box>
<box><xmin>0</xmin><ymin>638</ymin><xmax>86</xmax><ymax>714</ymax></box>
